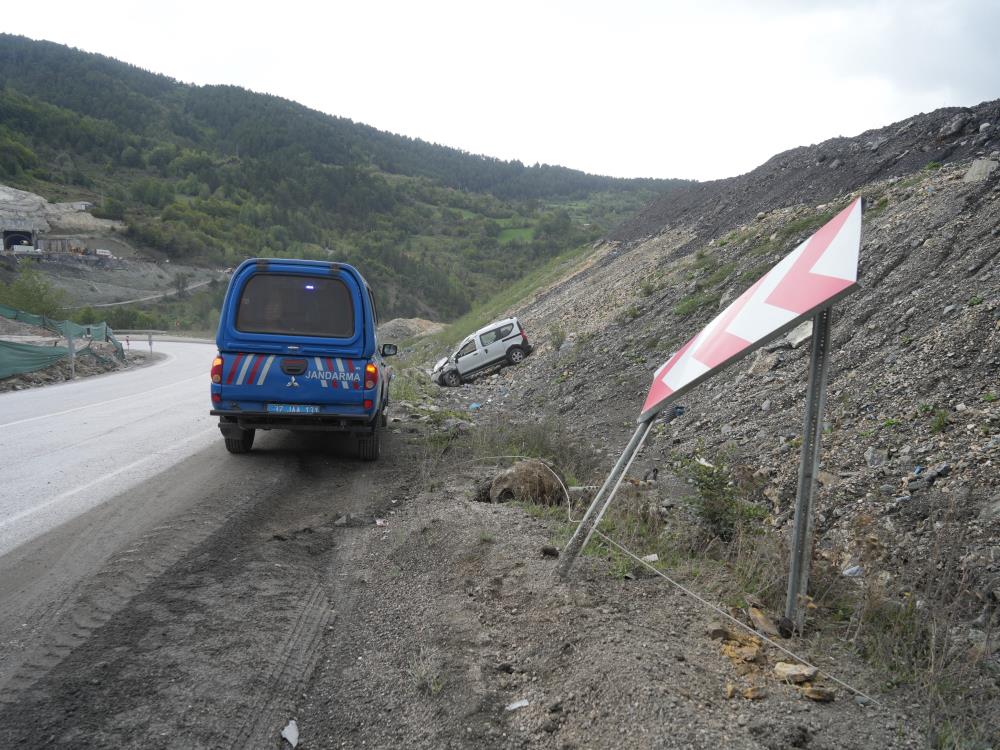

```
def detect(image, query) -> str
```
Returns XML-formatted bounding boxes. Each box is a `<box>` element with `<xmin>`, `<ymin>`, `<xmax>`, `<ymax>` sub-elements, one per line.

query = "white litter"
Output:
<box><xmin>505</xmin><ymin>699</ymin><xmax>529</xmax><ymax>711</ymax></box>
<box><xmin>375</xmin><ymin>518</ymin><xmax>388</xmax><ymax>527</ymax></box>
<box><xmin>281</xmin><ymin>719</ymin><xmax>299</xmax><ymax>747</ymax></box>
<box><xmin>641</xmin><ymin>553</ymin><xmax>659</xmax><ymax>563</ymax></box>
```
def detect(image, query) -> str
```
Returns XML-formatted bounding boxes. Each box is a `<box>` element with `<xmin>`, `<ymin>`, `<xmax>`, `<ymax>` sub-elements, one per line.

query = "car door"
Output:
<box><xmin>454</xmin><ymin>338</ymin><xmax>480</xmax><ymax>375</ymax></box>
<box><xmin>477</xmin><ymin>326</ymin><xmax>505</xmax><ymax>367</ymax></box>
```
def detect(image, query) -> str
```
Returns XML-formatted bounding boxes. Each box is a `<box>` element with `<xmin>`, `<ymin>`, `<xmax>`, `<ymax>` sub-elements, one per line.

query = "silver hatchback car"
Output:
<box><xmin>432</xmin><ymin>317</ymin><xmax>533</xmax><ymax>386</ymax></box>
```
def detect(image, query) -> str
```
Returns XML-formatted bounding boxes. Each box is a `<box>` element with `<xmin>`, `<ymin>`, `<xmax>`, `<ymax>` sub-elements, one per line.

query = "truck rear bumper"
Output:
<box><xmin>211</xmin><ymin>409</ymin><xmax>377</xmax><ymax>436</ymax></box>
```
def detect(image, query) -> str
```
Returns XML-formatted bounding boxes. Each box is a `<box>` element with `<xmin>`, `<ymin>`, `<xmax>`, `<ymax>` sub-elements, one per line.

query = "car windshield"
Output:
<box><xmin>236</xmin><ymin>274</ymin><xmax>354</xmax><ymax>337</ymax></box>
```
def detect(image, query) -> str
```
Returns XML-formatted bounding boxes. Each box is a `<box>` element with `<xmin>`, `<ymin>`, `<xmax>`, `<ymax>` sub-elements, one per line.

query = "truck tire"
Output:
<box><xmin>357</xmin><ymin>426</ymin><xmax>381</xmax><ymax>461</ymax></box>
<box><xmin>443</xmin><ymin>369</ymin><xmax>462</xmax><ymax>387</ymax></box>
<box><xmin>506</xmin><ymin>346</ymin><xmax>526</xmax><ymax>364</ymax></box>
<box><xmin>224</xmin><ymin>428</ymin><xmax>255</xmax><ymax>454</ymax></box>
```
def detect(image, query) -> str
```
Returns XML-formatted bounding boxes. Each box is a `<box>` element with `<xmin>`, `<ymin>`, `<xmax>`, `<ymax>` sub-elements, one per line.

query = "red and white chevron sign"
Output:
<box><xmin>640</xmin><ymin>197</ymin><xmax>863</xmax><ymax>421</ymax></box>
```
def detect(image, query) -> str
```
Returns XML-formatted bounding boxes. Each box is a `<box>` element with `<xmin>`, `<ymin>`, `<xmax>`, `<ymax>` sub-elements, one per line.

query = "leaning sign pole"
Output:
<box><xmin>785</xmin><ymin>306</ymin><xmax>833</xmax><ymax>628</ymax></box>
<box><xmin>558</xmin><ymin>199</ymin><xmax>864</xmax><ymax>627</ymax></box>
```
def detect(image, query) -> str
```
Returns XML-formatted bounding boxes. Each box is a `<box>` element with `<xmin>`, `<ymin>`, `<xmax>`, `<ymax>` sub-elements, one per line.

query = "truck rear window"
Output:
<box><xmin>236</xmin><ymin>274</ymin><xmax>355</xmax><ymax>338</ymax></box>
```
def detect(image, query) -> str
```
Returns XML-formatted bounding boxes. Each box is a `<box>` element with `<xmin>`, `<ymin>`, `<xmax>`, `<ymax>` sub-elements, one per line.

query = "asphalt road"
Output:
<box><xmin>0</xmin><ymin>340</ymin><xmax>218</xmax><ymax>557</ymax></box>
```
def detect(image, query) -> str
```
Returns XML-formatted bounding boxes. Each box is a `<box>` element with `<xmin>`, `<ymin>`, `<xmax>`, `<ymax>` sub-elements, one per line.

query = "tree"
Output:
<box><xmin>120</xmin><ymin>145</ymin><xmax>143</xmax><ymax>167</ymax></box>
<box><xmin>172</xmin><ymin>272</ymin><xmax>190</xmax><ymax>297</ymax></box>
<box><xmin>0</xmin><ymin>267</ymin><xmax>66</xmax><ymax>317</ymax></box>
<box><xmin>93</xmin><ymin>196</ymin><xmax>125</xmax><ymax>220</ymax></box>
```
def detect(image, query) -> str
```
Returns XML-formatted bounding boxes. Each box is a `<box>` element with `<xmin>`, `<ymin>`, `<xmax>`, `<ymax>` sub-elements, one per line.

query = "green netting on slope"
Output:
<box><xmin>0</xmin><ymin>340</ymin><xmax>71</xmax><ymax>379</ymax></box>
<box><xmin>0</xmin><ymin>304</ymin><xmax>124</xmax><ymax>363</ymax></box>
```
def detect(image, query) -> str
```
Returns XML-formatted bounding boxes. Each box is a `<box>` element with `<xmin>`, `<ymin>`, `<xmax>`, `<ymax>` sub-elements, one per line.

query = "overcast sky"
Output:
<box><xmin>4</xmin><ymin>0</ymin><xmax>998</xmax><ymax>181</ymax></box>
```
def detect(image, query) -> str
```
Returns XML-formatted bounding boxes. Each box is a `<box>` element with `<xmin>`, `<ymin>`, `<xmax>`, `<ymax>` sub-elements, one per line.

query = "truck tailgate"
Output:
<box><xmin>220</xmin><ymin>352</ymin><xmax>364</xmax><ymax>409</ymax></box>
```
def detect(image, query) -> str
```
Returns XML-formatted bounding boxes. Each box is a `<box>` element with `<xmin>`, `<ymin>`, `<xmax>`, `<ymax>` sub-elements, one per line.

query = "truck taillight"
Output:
<box><xmin>364</xmin><ymin>363</ymin><xmax>377</xmax><ymax>389</ymax></box>
<box><xmin>211</xmin><ymin>356</ymin><xmax>224</xmax><ymax>384</ymax></box>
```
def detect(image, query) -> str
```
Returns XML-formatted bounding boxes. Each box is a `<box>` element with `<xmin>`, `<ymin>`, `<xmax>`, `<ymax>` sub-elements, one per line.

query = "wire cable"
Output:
<box><xmin>594</xmin><ymin>530</ymin><xmax>880</xmax><ymax>706</ymax></box>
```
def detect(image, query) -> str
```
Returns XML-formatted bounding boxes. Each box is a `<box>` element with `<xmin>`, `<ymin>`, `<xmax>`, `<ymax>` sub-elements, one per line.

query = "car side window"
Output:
<box><xmin>480</xmin><ymin>328</ymin><xmax>500</xmax><ymax>346</ymax></box>
<box><xmin>498</xmin><ymin>324</ymin><xmax>513</xmax><ymax>338</ymax></box>
<box><xmin>457</xmin><ymin>340</ymin><xmax>476</xmax><ymax>358</ymax></box>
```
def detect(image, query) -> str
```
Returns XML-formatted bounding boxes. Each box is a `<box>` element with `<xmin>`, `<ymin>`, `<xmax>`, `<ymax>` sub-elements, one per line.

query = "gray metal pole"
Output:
<box><xmin>67</xmin><ymin>331</ymin><xmax>76</xmax><ymax>380</ymax></box>
<box><xmin>785</xmin><ymin>307</ymin><xmax>833</xmax><ymax>629</ymax></box>
<box><xmin>556</xmin><ymin>418</ymin><xmax>653</xmax><ymax>579</ymax></box>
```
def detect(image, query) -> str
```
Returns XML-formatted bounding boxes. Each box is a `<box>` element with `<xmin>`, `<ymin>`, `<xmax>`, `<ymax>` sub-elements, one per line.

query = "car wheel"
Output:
<box><xmin>506</xmin><ymin>346</ymin><xmax>526</xmax><ymax>364</ymax></box>
<box><xmin>357</xmin><ymin>426</ymin><xmax>381</xmax><ymax>461</ymax></box>
<box><xmin>443</xmin><ymin>369</ymin><xmax>462</xmax><ymax>387</ymax></box>
<box><xmin>224</xmin><ymin>428</ymin><xmax>255</xmax><ymax>454</ymax></box>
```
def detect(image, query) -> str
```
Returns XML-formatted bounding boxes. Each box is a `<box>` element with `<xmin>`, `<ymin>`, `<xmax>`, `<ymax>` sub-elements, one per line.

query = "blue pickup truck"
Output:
<box><xmin>210</xmin><ymin>258</ymin><xmax>396</xmax><ymax>459</ymax></box>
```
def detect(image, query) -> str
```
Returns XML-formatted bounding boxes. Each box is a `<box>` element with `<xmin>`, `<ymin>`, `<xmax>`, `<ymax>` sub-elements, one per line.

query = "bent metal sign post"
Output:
<box><xmin>557</xmin><ymin>199</ymin><xmax>864</xmax><ymax>628</ymax></box>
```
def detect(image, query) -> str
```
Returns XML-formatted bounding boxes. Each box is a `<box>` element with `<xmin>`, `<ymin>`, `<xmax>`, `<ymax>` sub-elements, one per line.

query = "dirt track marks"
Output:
<box><xmin>0</xmin><ymin>432</ymin><xmax>406</xmax><ymax>747</ymax></box>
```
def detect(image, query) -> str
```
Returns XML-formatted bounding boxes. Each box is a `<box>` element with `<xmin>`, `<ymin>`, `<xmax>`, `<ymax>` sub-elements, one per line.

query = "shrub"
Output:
<box><xmin>549</xmin><ymin>325</ymin><xmax>566</xmax><ymax>351</ymax></box>
<box><xmin>674</xmin><ymin>292</ymin><xmax>719</xmax><ymax>317</ymax></box>
<box><xmin>930</xmin><ymin>409</ymin><xmax>949</xmax><ymax>433</ymax></box>
<box><xmin>703</xmin><ymin>262</ymin><xmax>736</xmax><ymax>288</ymax></box>
<box><xmin>408</xmin><ymin>646</ymin><xmax>445</xmax><ymax>696</ymax></box>
<box><xmin>867</xmin><ymin>196</ymin><xmax>890</xmax><ymax>216</ymax></box>
<box><xmin>676</xmin><ymin>454</ymin><xmax>766</xmax><ymax>542</ymax></box>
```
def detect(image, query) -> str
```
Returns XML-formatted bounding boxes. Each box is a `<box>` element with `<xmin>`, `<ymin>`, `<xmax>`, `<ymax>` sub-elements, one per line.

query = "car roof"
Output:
<box><xmin>473</xmin><ymin>317</ymin><xmax>517</xmax><ymax>336</ymax></box>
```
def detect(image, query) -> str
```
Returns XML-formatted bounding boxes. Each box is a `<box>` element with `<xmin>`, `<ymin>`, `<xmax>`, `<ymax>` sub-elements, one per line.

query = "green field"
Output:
<box><xmin>498</xmin><ymin>226</ymin><xmax>536</xmax><ymax>244</ymax></box>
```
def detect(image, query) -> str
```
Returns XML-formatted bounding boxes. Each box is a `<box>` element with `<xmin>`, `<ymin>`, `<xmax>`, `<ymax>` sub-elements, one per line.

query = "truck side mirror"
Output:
<box><xmin>381</xmin><ymin>343</ymin><xmax>398</xmax><ymax>357</ymax></box>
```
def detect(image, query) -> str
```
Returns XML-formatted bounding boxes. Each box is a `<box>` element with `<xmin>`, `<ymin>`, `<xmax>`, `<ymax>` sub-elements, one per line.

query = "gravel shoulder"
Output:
<box><xmin>297</xmin><ymin>470</ymin><xmax>921</xmax><ymax>749</ymax></box>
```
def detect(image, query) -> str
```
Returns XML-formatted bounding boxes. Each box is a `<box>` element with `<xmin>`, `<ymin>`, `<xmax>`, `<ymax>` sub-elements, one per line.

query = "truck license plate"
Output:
<box><xmin>267</xmin><ymin>403</ymin><xmax>320</xmax><ymax>414</ymax></box>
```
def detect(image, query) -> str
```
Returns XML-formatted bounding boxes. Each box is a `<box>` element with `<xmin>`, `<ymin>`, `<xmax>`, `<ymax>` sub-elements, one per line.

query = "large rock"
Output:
<box><xmin>864</xmin><ymin>447</ymin><xmax>888</xmax><ymax>467</ymax></box>
<box><xmin>489</xmin><ymin>459</ymin><xmax>566</xmax><ymax>505</ymax></box>
<box><xmin>938</xmin><ymin>112</ymin><xmax>971</xmax><ymax>139</ymax></box>
<box><xmin>964</xmin><ymin>159</ymin><xmax>999</xmax><ymax>183</ymax></box>
<box><xmin>785</xmin><ymin>320</ymin><xmax>813</xmax><ymax>348</ymax></box>
<box><xmin>979</xmin><ymin>494</ymin><xmax>1000</xmax><ymax>523</ymax></box>
<box><xmin>748</xmin><ymin>606</ymin><xmax>781</xmax><ymax>637</ymax></box>
<box><xmin>773</xmin><ymin>661</ymin><xmax>818</xmax><ymax>683</ymax></box>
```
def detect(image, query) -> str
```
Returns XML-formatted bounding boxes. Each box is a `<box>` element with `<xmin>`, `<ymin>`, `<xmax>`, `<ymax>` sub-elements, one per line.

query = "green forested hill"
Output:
<box><xmin>0</xmin><ymin>34</ymin><xmax>690</xmax><ymax>319</ymax></box>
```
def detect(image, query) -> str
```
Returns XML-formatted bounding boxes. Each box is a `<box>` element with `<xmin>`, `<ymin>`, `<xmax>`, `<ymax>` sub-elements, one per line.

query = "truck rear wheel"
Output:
<box><xmin>357</xmin><ymin>426</ymin><xmax>381</xmax><ymax>461</ymax></box>
<box><xmin>224</xmin><ymin>428</ymin><xmax>255</xmax><ymax>454</ymax></box>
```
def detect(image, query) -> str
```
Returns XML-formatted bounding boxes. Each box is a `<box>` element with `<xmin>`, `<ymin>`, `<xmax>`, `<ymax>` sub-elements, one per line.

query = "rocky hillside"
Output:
<box><xmin>421</xmin><ymin>100</ymin><xmax>999</xmax><ymax>742</ymax></box>
<box><xmin>615</xmin><ymin>99</ymin><xmax>1000</xmax><ymax>247</ymax></box>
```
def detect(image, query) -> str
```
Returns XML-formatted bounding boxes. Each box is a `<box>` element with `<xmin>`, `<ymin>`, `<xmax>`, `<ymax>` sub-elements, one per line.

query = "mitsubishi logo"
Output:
<box><xmin>286</xmin><ymin>375</ymin><xmax>300</xmax><ymax>388</ymax></box>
